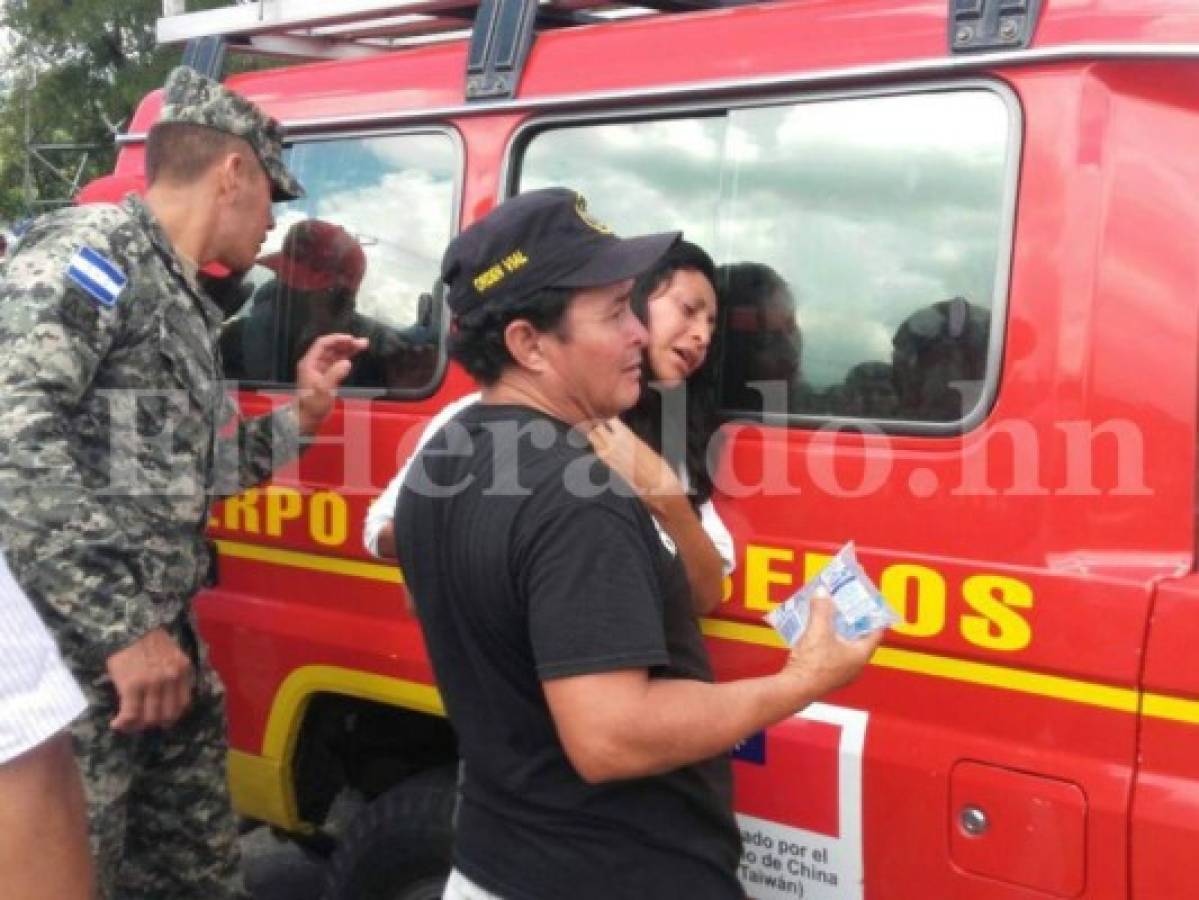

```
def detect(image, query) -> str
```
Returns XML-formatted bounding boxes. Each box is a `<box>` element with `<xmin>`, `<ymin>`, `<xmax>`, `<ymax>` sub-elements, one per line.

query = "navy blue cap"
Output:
<box><xmin>441</xmin><ymin>188</ymin><xmax>680</xmax><ymax>314</ymax></box>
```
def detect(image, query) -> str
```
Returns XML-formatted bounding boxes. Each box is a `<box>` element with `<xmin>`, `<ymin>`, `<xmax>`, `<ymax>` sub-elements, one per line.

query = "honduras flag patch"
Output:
<box><xmin>66</xmin><ymin>246</ymin><xmax>127</xmax><ymax>308</ymax></box>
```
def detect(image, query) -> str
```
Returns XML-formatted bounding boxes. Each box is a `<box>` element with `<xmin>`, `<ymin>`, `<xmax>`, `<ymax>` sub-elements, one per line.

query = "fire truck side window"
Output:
<box><xmin>219</xmin><ymin>131</ymin><xmax>458</xmax><ymax>395</ymax></box>
<box><xmin>516</xmin><ymin>88</ymin><xmax>1015</xmax><ymax>428</ymax></box>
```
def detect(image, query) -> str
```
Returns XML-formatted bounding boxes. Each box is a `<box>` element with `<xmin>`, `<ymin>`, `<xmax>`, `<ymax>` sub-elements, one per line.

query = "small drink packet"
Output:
<box><xmin>765</xmin><ymin>542</ymin><xmax>899</xmax><ymax>643</ymax></box>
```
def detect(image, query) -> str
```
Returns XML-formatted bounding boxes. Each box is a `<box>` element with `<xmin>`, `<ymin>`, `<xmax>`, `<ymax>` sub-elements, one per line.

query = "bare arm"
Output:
<box><xmin>374</xmin><ymin>520</ymin><xmax>396</xmax><ymax>560</ymax></box>
<box><xmin>543</xmin><ymin>594</ymin><xmax>881</xmax><ymax>782</ymax></box>
<box><xmin>364</xmin><ymin>471</ymin><xmax>404</xmax><ymax>559</ymax></box>
<box><xmin>589</xmin><ymin>419</ymin><xmax>723</xmax><ymax>613</ymax></box>
<box><xmin>0</xmin><ymin>733</ymin><xmax>96</xmax><ymax>900</ymax></box>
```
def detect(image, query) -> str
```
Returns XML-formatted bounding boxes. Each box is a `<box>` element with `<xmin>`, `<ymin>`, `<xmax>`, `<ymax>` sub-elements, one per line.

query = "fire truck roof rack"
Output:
<box><xmin>158</xmin><ymin>0</ymin><xmax>757</xmax><ymax>102</ymax></box>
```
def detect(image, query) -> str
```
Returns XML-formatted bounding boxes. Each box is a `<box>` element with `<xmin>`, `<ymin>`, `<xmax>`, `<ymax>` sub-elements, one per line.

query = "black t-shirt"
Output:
<box><xmin>395</xmin><ymin>404</ymin><xmax>743</xmax><ymax>900</ymax></box>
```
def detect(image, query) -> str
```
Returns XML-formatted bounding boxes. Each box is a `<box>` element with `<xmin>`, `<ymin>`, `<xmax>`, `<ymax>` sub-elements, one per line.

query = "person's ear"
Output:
<box><xmin>214</xmin><ymin>152</ymin><xmax>245</xmax><ymax>205</ymax></box>
<box><xmin>503</xmin><ymin>319</ymin><xmax>550</xmax><ymax>373</ymax></box>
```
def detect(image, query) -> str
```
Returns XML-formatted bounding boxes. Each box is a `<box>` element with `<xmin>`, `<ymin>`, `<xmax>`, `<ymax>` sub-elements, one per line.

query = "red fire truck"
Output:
<box><xmin>89</xmin><ymin>0</ymin><xmax>1199</xmax><ymax>896</ymax></box>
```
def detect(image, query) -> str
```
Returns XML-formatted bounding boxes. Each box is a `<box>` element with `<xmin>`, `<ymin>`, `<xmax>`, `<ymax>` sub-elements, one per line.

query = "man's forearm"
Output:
<box><xmin>547</xmin><ymin>599</ymin><xmax>880</xmax><ymax>785</ymax></box>
<box><xmin>548</xmin><ymin>668</ymin><xmax>818</xmax><ymax>783</ymax></box>
<box><xmin>624</xmin><ymin>673</ymin><xmax>814</xmax><ymax>777</ymax></box>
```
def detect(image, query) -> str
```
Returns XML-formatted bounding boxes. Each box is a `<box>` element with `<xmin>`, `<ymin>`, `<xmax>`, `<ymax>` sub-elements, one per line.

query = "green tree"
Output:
<box><xmin>0</xmin><ymin>0</ymin><xmax>239</xmax><ymax>220</ymax></box>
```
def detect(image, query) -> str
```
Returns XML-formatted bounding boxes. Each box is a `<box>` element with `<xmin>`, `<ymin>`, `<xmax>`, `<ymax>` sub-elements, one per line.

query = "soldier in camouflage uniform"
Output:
<box><xmin>0</xmin><ymin>66</ymin><xmax>366</xmax><ymax>899</ymax></box>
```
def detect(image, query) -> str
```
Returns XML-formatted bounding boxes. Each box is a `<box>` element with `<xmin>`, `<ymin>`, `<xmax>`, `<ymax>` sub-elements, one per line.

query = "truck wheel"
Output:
<box><xmin>322</xmin><ymin>765</ymin><xmax>456</xmax><ymax>900</ymax></box>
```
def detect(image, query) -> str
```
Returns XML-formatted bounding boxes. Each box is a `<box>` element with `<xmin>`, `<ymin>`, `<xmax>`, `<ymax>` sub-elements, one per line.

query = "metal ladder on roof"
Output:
<box><xmin>157</xmin><ymin>0</ymin><xmax>746</xmax><ymax>101</ymax></box>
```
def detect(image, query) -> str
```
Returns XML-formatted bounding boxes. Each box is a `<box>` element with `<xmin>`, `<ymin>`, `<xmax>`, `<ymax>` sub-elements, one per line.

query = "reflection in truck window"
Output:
<box><xmin>218</xmin><ymin>132</ymin><xmax>457</xmax><ymax>393</ymax></box>
<box><xmin>521</xmin><ymin>115</ymin><xmax>727</xmax><ymax>252</ymax></box>
<box><xmin>717</xmin><ymin>262</ymin><xmax>805</xmax><ymax>415</ymax></box>
<box><xmin>222</xmin><ymin>219</ymin><xmax>437</xmax><ymax>390</ymax></box>
<box><xmin>517</xmin><ymin>88</ymin><xmax>1013</xmax><ymax>426</ymax></box>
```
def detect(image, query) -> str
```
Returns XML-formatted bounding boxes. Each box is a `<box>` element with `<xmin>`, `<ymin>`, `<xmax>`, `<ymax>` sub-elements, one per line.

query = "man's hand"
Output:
<box><xmin>105</xmin><ymin>628</ymin><xmax>194</xmax><ymax>733</ymax></box>
<box><xmin>295</xmin><ymin>333</ymin><xmax>369</xmax><ymax>435</ymax></box>
<box><xmin>588</xmin><ymin>418</ymin><xmax>684</xmax><ymax>506</ymax></box>
<box><xmin>783</xmin><ymin>591</ymin><xmax>883</xmax><ymax>697</ymax></box>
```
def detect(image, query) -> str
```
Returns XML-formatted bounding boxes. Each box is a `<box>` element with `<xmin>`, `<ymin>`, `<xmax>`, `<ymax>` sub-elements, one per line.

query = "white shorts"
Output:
<box><xmin>0</xmin><ymin>553</ymin><xmax>87</xmax><ymax>765</ymax></box>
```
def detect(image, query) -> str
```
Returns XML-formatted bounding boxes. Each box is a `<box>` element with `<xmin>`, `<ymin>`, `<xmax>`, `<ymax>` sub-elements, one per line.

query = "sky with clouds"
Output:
<box><xmin>243</xmin><ymin>89</ymin><xmax>1012</xmax><ymax>417</ymax></box>
<box><xmin>260</xmin><ymin>131</ymin><xmax>457</xmax><ymax>326</ymax></box>
<box><xmin>521</xmin><ymin>89</ymin><xmax>1012</xmax><ymax>393</ymax></box>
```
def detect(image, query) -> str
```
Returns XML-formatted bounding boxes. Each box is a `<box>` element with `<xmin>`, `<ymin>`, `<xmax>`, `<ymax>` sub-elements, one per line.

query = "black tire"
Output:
<box><xmin>322</xmin><ymin>765</ymin><xmax>456</xmax><ymax>900</ymax></box>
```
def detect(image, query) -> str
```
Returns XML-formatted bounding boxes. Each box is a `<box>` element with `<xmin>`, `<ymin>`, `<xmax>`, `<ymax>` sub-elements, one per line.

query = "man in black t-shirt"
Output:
<box><xmin>395</xmin><ymin>188</ymin><xmax>882</xmax><ymax>900</ymax></box>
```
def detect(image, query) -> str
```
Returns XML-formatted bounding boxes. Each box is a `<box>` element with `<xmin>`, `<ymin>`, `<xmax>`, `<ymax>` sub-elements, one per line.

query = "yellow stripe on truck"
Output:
<box><xmin>216</xmin><ymin>539</ymin><xmax>403</xmax><ymax>583</ymax></box>
<box><xmin>1142</xmin><ymin>692</ymin><xmax>1199</xmax><ymax>725</ymax></box>
<box><xmin>700</xmin><ymin>618</ymin><xmax>1148</xmax><ymax>717</ymax></box>
<box><xmin>215</xmin><ymin>544</ymin><xmax>1199</xmax><ymax>739</ymax></box>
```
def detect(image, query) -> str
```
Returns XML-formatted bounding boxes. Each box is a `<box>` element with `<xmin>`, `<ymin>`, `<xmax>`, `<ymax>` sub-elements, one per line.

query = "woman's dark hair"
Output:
<box><xmin>623</xmin><ymin>240</ymin><xmax>723</xmax><ymax>507</ymax></box>
<box><xmin>449</xmin><ymin>286</ymin><xmax>574</xmax><ymax>385</ymax></box>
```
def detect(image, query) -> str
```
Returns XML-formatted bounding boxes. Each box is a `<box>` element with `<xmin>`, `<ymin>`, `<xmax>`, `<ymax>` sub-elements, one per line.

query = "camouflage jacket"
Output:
<box><xmin>0</xmin><ymin>196</ymin><xmax>305</xmax><ymax>669</ymax></box>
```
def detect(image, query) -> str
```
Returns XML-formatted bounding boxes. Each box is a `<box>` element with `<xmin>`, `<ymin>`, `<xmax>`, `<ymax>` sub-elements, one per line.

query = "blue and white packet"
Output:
<box><xmin>765</xmin><ymin>542</ymin><xmax>898</xmax><ymax>643</ymax></box>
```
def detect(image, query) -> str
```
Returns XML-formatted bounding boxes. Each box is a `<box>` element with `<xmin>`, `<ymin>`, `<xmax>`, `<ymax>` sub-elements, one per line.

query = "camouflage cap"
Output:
<box><xmin>156</xmin><ymin>66</ymin><xmax>304</xmax><ymax>202</ymax></box>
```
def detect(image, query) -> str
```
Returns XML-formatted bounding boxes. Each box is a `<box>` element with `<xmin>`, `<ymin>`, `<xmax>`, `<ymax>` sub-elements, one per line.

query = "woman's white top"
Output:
<box><xmin>363</xmin><ymin>393</ymin><xmax>736</xmax><ymax>576</ymax></box>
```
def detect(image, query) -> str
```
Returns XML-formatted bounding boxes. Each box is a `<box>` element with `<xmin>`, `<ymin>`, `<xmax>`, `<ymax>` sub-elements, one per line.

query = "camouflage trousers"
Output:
<box><xmin>70</xmin><ymin>621</ymin><xmax>248</xmax><ymax>900</ymax></box>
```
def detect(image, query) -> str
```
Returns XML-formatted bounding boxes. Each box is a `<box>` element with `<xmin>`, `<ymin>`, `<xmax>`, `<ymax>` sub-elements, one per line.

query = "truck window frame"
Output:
<box><xmin>504</xmin><ymin>78</ymin><xmax>1022</xmax><ymax>436</ymax></box>
<box><xmin>223</xmin><ymin>124</ymin><xmax>463</xmax><ymax>402</ymax></box>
